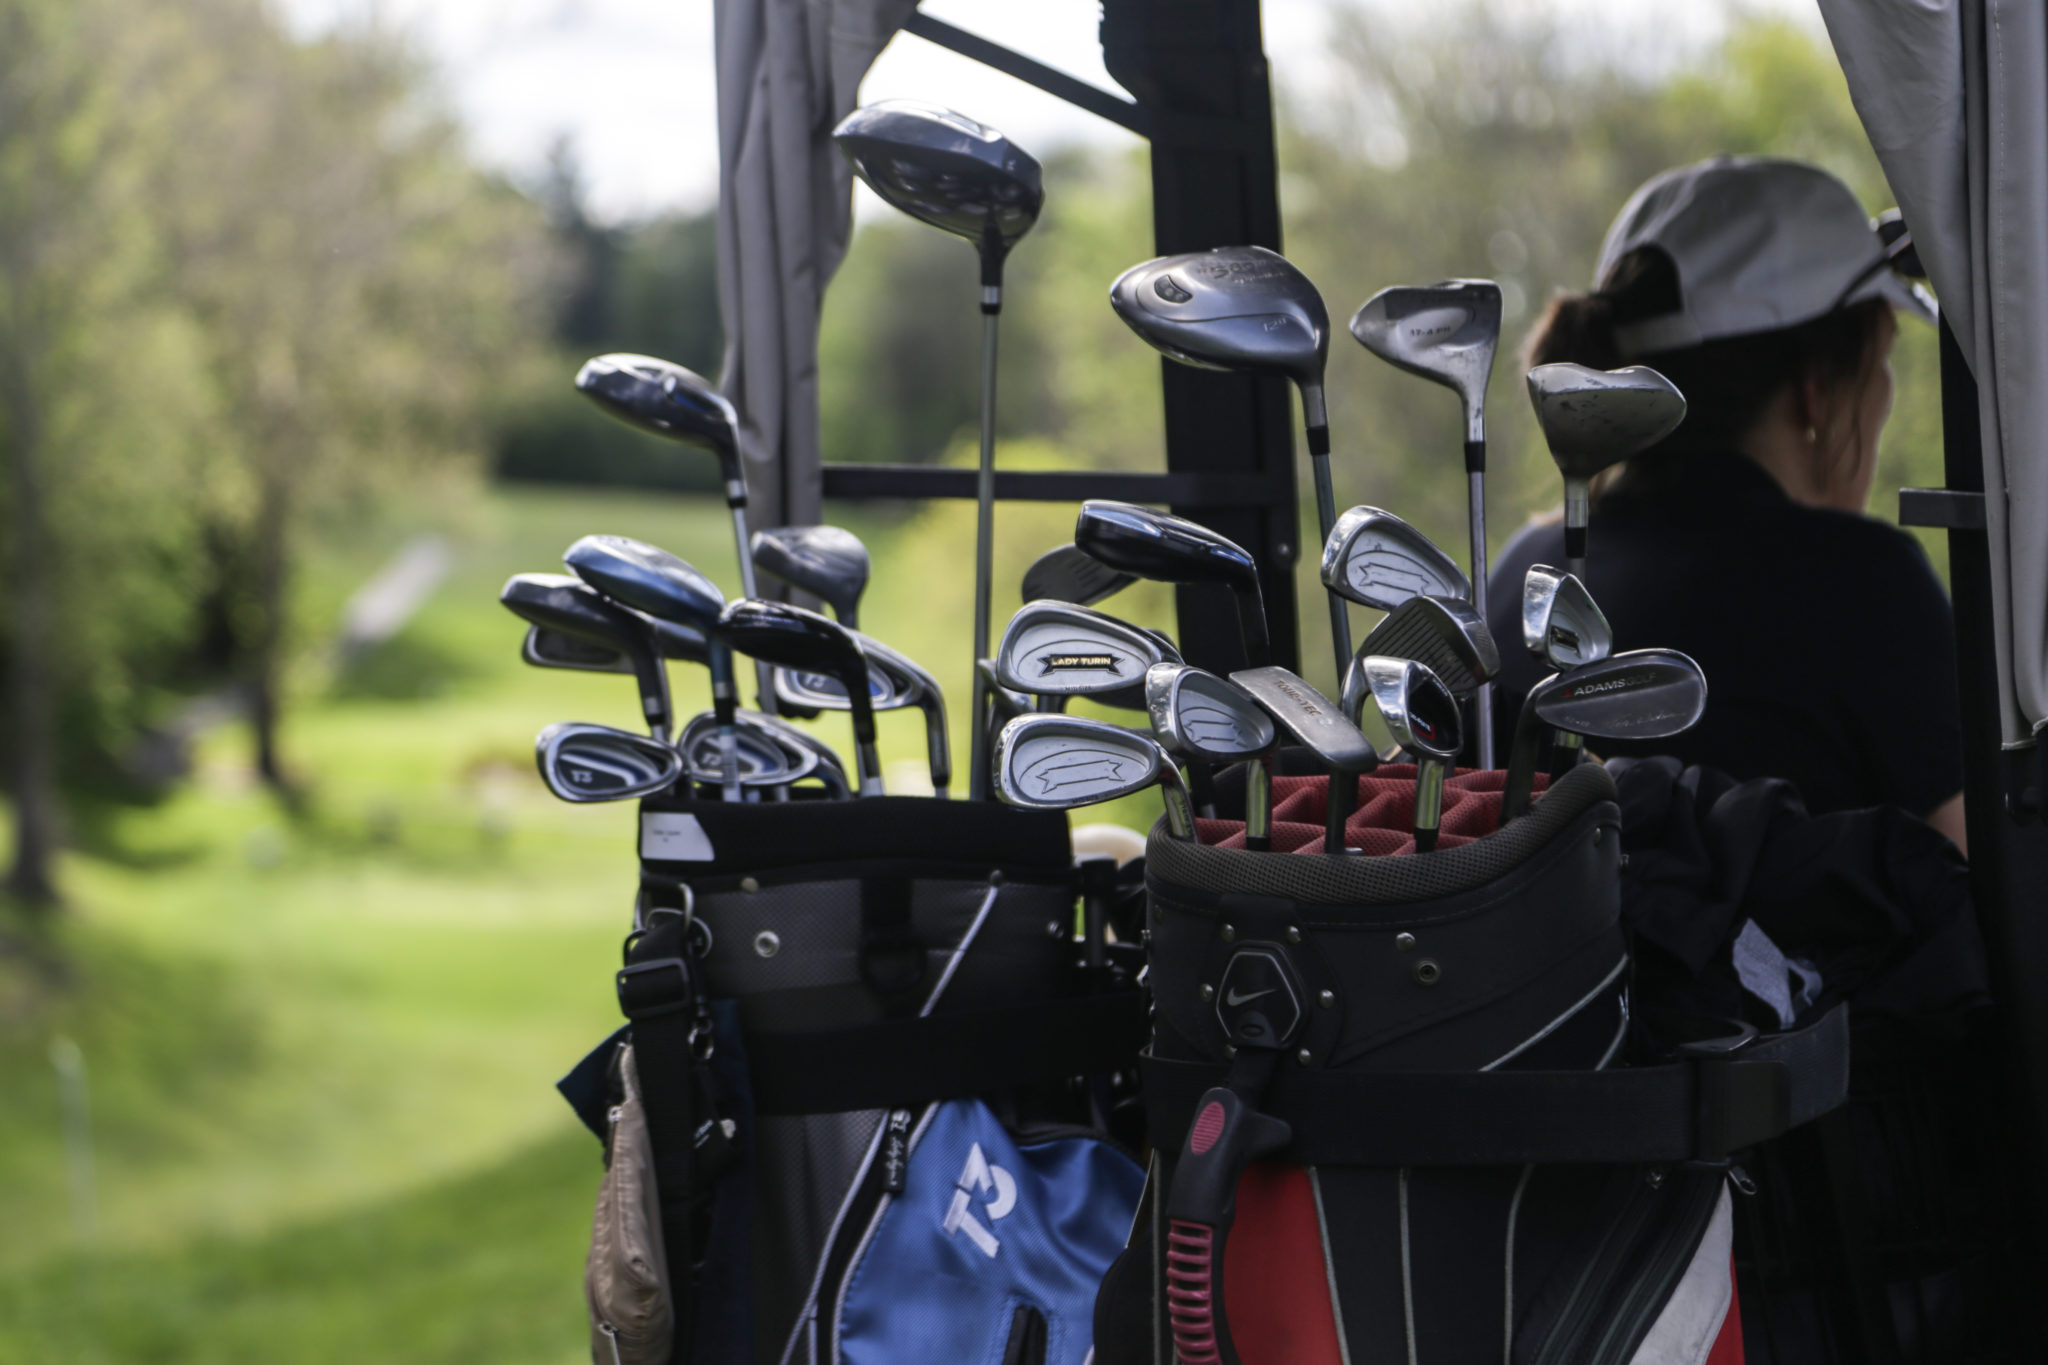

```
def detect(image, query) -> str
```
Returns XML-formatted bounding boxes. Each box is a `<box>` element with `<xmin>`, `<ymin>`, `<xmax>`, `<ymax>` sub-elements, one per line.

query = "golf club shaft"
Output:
<box><xmin>1246</xmin><ymin>757</ymin><xmax>1272</xmax><ymax>852</ymax></box>
<box><xmin>1467</xmin><ymin>460</ymin><xmax>1495</xmax><ymax>769</ymax></box>
<box><xmin>1311</xmin><ymin>453</ymin><xmax>1351</xmax><ymax>686</ymax></box>
<box><xmin>728</xmin><ymin>502</ymin><xmax>779</xmax><ymax>717</ymax></box>
<box><xmin>967</xmin><ymin>304</ymin><xmax>1001</xmax><ymax>799</ymax></box>
<box><xmin>1414</xmin><ymin>758</ymin><xmax>1446</xmax><ymax>853</ymax></box>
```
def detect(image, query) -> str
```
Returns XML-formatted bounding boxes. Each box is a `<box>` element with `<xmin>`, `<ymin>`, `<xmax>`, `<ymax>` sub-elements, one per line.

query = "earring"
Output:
<box><xmin>1806</xmin><ymin>425</ymin><xmax>1818</xmax><ymax>445</ymax></box>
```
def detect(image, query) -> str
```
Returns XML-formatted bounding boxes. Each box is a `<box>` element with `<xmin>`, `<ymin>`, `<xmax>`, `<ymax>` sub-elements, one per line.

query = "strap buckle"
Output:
<box><xmin>617</xmin><ymin>956</ymin><xmax>695</xmax><ymax>1020</ymax></box>
<box><xmin>1680</xmin><ymin>1024</ymin><xmax>1791</xmax><ymax>1164</ymax></box>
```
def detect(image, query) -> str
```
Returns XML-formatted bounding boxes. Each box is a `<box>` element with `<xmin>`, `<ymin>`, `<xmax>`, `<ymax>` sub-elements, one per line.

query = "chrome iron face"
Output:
<box><xmin>535</xmin><ymin>722</ymin><xmax>682</xmax><ymax>804</ymax></box>
<box><xmin>751</xmin><ymin>525</ymin><xmax>871</xmax><ymax>629</ymax></box>
<box><xmin>1320</xmin><ymin>506</ymin><xmax>1471</xmax><ymax>612</ymax></box>
<box><xmin>993</xmin><ymin>600</ymin><xmax>1182</xmax><ymax>701</ymax></box>
<box><xmin>1502</xmin><ymin>648</ymin><xmax>1709</xmax><ymax>822</ymax></box>
<box><xmin>1349</xmin><ymin>595</ymin><xmax>1500</xmax><ymax>702</ymax></box>
<box><xmin>1022</xmin><ymin>542</ymin><xmax>1136</xmax><ymax>609</ymax></box>
<box><xmin>1144</xmin><ymin>663</ymin><xmax>1277</xmax><ymax>765</ymax></box>
<box><xmin>676</xmin><ymin>711</ymin><xmax>818</xmax><ymax>791</ymax></box>
<box><xmin>1358</xmin><ymin>655</ymin><xmax>1463</xmax><ymax>851</ymax></box>
<box><xmin>1348</xmin><ymin>280</ymin><xmax>1502</xmax><ymax>444</ymax></box>
<box><xmin>994</xmin><ymin>713</ymin><xmax>1194</xmax><ymax>839</ymax></box>
<box><xmin>1522</xmin><ymin>565</ymin><xmax>1613</xmax><ymax>672</ymax></box>
<box><xmin>832</xmin><ymin>101</ymin><xmax>1044</xmax><ymax>266</ymax></box>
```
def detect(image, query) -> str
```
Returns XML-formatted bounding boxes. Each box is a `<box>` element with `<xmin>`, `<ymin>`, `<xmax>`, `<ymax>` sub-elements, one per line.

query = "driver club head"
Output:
<box><xmin>1502</xmin><ymin>648</ymin><xmax>1709</xmax><ymax>822</ymax></box>
<box><xmin>1352</xmin><ymin>594</ymin><xmax>1500</xmax><ymax>699</ymax></box>
<box><xmin>1348</xmin><ymin>280</ymin><xmax>1502</xmax><ymax>442</ymax></box>
<box><xmin>993</xmin><ymin>600</ymin><xmax>1182</xmax><ymax>702</ymax></box>
<box><xmin>751</xmin><ymin>525</ymin><xmax>870</xmax><ymax>629</ymax></box>
<box><xmin>1522</xmin><ymin>565</ymin><xmax>1613</xmax><ymax>672</ymax></box>
<box><xmin>574</xmin><ymin>354</ymin><xmax>743</xmax><ymax>491</ymax></box>
<box><xmin>718</xmin><ymin>598</ymin><xmax>883</xmax><ymax>793</ymax></box>
<box><xmin>1320</xmin><ymin>506</ymin><xmax>1472</xmax><ymax>612</ymax></box>
<box><xmin>1022</xmin><ymin>542</ymin><xmax>1136</xmax><ymax>609</ymax></box>
<box><xmin>832</xmin><ymin>101</ymin><xmax>1043</xmax><ymax>274</ymax></box>
<box><xmin>994</xmin><ymin>713</ymin><xmax>1194</xmax><ymax>840</ymax></box>
<box><xmin>534</xmin><ymin>722</ymin><xmax>683</xmax><ymax>804</ymax></box>
<box><xmin>1075</xmin><ymin>500</ymin><xmax>1269</xmax><ymax>665</ymax></box>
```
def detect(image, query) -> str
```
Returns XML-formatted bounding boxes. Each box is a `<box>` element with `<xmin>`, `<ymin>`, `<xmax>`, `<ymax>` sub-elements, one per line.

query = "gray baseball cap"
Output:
<box><xmin>1595</xmin><ymin>156</ymin><xmax>1937</xmax><ymax>359</ymax></box>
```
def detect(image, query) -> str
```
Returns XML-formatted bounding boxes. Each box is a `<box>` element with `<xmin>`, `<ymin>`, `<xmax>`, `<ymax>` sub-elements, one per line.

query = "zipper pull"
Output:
<box><xmin>1727</xmin><ymin>1163</ymin><xmax>1757</xmax><ymax>1197</ymax></box>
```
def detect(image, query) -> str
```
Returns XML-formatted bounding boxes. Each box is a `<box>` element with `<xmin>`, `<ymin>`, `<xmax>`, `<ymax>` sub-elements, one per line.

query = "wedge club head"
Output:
<box><xmin>1022</xmin><ymin>542</ymin><xmax>1136</xmax><ymax>609</ymax></box>
<box><xmin>994</xmin><ymin>713</ymin><xmax>1194</xmax><ymax>840</ymax></box>
<box><xmin>500</xmin><ymin>573</ymin><xmax>673</xmax><ymax>739</ymax></box>
<box><xmin>752</xmin><ymin>525</ymin><xmax>870</xmax><ymax>629</ymax></box>
<box><xmin>1146</xmin><ymin>663</ymin><xmax>1277</xmax><ymax>850</ymax></box>
<box><xmin>1502</xmin><ymin>648</ymin><xmax>1709</xmax><ymax>822</ymax></box>
<box><xmin>1358</xmin><ymin>656</ymin><xmax>1463</xmax><ymax>852</ymax></box>
<box><xmin>1320</xmin><ymin>506</ymin><xmax>1471</xmax><ymax>613</ymax></box>
<box><xmin>1074</xmin><ymin>501</ymin><xmax>1268</xmax><ymax>666</ymax></box>
<box><xmin>1231</xmin><ymin>666</ymin><xmax>1379</xmax><ymax>854</ymax></box>
<box><xmin>1522</xmin><ymin>565</ymin><xmax>1613</xmax><ymax>673</ymax></box>
<box><xmin>719</xmin><ymin>599</ymin><xmax>883</xmax><ymax>794</ymax></box>
<box><xmin>535</xmin><ymin>722</ymin><xmax>682</xmax><ymax>804</ymax></box>
<box><xmin>1349</xmin><ymin>595</ymin><xmax>1500</xmax><ymax>703</ymax></box>
<box><xmin>1525</xmin><ymin>363</ymin><xmax>1686</xmax><ymax>579</ymax></box>
<box><xmin>833</xmin><ymin>100</ymin><xmax>1044</xmax><ymax>283</ymax></box>
<box><xmin>993</xmin><ymin>600</ymin><xmax>1182</xmax><ymax>704</ymax></box>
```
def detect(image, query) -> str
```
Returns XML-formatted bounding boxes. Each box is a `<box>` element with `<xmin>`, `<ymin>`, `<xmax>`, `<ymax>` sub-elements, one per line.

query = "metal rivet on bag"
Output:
<box><xmin>1220</xmin><ymin>923</ymin><xmax>1236</xmax><ymax>943</ymax></box>
<box><xmin>1412</xmin><ymin>958</ymin><xmax>1441</xmax><ymax>986</ymax></box>
<box><xmin>1395</xmin><ymin>932</ymin><xmax>1416</xmax><ymax>951</ymax></box>
<box><xmin>753</xmin><ymin>930</ymin><xmax>780</xmax><ymax>958</ymax></box>
<box><xmin>1592</xmin><ymin>828</ymin><xmax>1604</xmax><ymax>846</ymax></box>
<box><xmin>1199</xmin><ymin>984</ymin><xmax>1215</xmax><ymax>1002</ymax></box>
<box><xmin>988</xmin><ymin>870</ymin><xmax>1006</xmax><ymax>887</ymax></box>
<box><xmin>1285</xmin><ymin>926</ymin><xmax>1302</xmax><ymax>944</ymax></box>
<box><xmin>740</xmin><ymin>876</ymin><xmax>760</xmax><ymax>894</ymax></box>
<box><xmin>1318</xmin><ymin>989</ymin><xmax>1335</xmax><ymax>1010</ymax></box>
<box><xmin>1296</xmin><ymin>1048</ymin><xmax>1312</xmax><ymax>1067</ymax></box>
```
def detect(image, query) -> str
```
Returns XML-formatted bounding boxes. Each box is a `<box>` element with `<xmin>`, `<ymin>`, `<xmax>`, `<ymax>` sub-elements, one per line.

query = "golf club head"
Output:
<box><xmin>992</xmin><ymin>600</ymin><xmax>1182</xmax><ymax>700</ymax></box>
<box><xmin>574</xmin><ymin>354</ymin><xmax>743</xmax><ymax>491</ymax></box>
<box><xmin>534</xmin><ymin>722</ymin><xmax>682</xmax><ymax>804</ymax></box>
<box><xmin>676</xmin><ymin>711</ymin><xmax>818</xmax><ymax>790</ymax></box>
<box><xmin>1108</xmin><ymin>246</ymin><xmax>1331</xmax><ymax>428</ymax></box>
<box><xmin>751</xmin><ymin>525</ymin><xmax>870</xmax><ymax>628</ymax></box>
<box><xmin>1525</xmin><ymin>363</ymin><xmax>1687</xmax><ymax>480</ymax></box>
<box><xmin>522</xmin><ymin>625</ymin><xmax>630</xmax><ymax>675</ymax></box>
<box><xmin>501</xmin><ymin>573</ymin><xmax>673</xmax><ymax>737</ymax></box>
<box><xmin>1348</xmin><ymin>280</ymin><xmax>1502</xmax><ymax>442</ymax></box>
<box><xmin>1320</xmin><ymin>505</ymin><xmax>1472</xmax><ymax>612</ymax></box>
<box><xmin>1021</xmin><ymin>542</ymin><xmax>1136</xmax><ymax>609</ymax></box>
<box><xmin>1144</xmin><ymin>663</ymin><xmax>1276</xmax><ymax>764</ymax></box>
<box><xmin>994</xmin><ymin>713</ymin><xmax>1194</xmax><ymax>839</ymax></box>
<box><xmin>1531</xmin><ymin>648</ymin><xmax>1708</xmax><ymax>743</ymax></box>
<box><xmin>717</xmin><ymin>599</ymin><xmax>881</xmax><ymax>792</ymax></box>
<box><xmin>773</xmin><ymin>630</ymin><xmax>951</xmax><ymax>795</ymax></box>
<box><xmin>1075</xmin><ymin>500</ymin><xmax>1269</xmax><ymax>664</ymax></box>
<box><xmin>1522</xmin><ymin>565</ymin><xmax>1613</xmax><ymax>672</ymax></box>
<box><xmin>745</xmin><ymin>711</ymin><xmax>853</xmax><ymax>797</ymax></box>
<box><xmin>1227</xmin><ymin>667</ymin><xmax>1380</xmax><ymax>776</ymax></box>
<box><xmin>1355</xmin><ymin>594</ymin><xmax>1501</xmax><ymax>697</ymax></box>
<box><xmin>563</xmin><ymin>535</ymin><xmax>727</xmax><ymax>634</ymax></box>
<box><xmin>1357</xmin><ymin>656</ymin><xmax>1463</xmax><ymax>763</ymax></box>
<box><xmin>832</xmin><ymin>101</ymin><xmax>1043</xmax><ymax>274</ymax></box>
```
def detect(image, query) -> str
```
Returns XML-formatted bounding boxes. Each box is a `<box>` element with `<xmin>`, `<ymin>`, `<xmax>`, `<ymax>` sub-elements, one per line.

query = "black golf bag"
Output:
<box><xmin>1095</xmin><ymin>761</ymin><xmax>1850</xmax><ymax>1365</ymax></box>
<box><xmin>567</xmin><ymin>794</ymin><xmax>1151</xmax><ymax>1365</ymax></box>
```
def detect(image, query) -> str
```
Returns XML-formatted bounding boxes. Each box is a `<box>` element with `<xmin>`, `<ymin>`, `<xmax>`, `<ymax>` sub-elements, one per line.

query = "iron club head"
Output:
<box><xmin>1146</xmin><ymin>662</ymin><xmax>1278</xmax><ymax>852</ymax></box>
<box><xmin>994</xmin><ymin>713</ymin><xmax>1194</xmax><ymax>840</ymax></box>
<box><xmin>993</xmin><ymin>600</ymin><xmax>1182</xmax><ymax>703</ymax></box>
<box><xmin>534</xmin><ymin>722</ymin><xmax>682</xmax><ymax>804</ymax></box>
<box><xmin>1522</xmin><ymin>564</ymin><xmax>1613</xmax><ymax>672</ymax></box>
<box><xmin>1501</xmin><ymin>648</ymin><xmax>1709</xmax><ymax>822</ymax></box>
<box><xmin>718</xmin><ymin>598</ymin><xmax>883</xmax><ymax>794</ymax></box>
<box><xmin>1021</xmin><ymin>542</ymin><xmax>1136</xmax><ymax>609</ymax></box>
<box><xmin>500</xmin><ymin>573</ymin><xmax>673</xmax><ymax>739</ymax></box>
<box><xmin>751</xmin><ymin>525</ymin><xmax>871</xmax><ymax>629</ymax></box>
<box><xmin>675</xmin><ymin>711</ymin><xmax>820</xmax><ymax>796</ymax></box>
<box><xmin>1348</xmin><ymin>594</ymin><xmax>1500</xmax><ymax>703</ymax></box>
<box><xmin>1320</xmin><ymin>506</ymin><xmax>1471</xmax><ymax>613</ymax></box>
<box><xmin>772</xmin><ymin>630</ymin><xmax>951</xmax><ymax>796</ymax></box>
<box><xmin>1357</xmin><ymin>656</ymin><xmax>1463</xmax><ymax>852</ymax></box>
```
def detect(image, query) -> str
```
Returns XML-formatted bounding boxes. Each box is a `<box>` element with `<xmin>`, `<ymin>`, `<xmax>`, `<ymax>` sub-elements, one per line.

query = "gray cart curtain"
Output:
<box><xmin>713</xmin><ymin>0</ymin><xmax>914</xmax><ymax>532</ymax></box>
<box><xmin>1819</xmin><ymin>0</ymin><xmax>2048</xmax><ymax>751</ymax></box>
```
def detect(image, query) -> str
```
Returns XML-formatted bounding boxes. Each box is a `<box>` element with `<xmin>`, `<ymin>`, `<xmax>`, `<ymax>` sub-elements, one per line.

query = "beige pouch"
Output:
<box><xmin>585</xmin><ymin>1045</ymin><xmax>675</xmax><ymax>1365</ymax></box>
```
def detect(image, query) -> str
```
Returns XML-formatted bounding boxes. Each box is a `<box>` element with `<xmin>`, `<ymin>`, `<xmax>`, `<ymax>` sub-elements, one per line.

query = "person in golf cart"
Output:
<box><xmin>1485</xmin><ymin>156</ymin><xmax>1965</xmax><ymax>852</ymax></box>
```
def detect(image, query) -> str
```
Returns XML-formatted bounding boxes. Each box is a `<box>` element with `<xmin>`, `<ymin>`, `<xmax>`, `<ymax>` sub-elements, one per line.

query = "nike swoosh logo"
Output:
<box><xmin>1224</xmin><ymin>986</ymin><xmax>1276</xmax><ymax>1007</ymax></box>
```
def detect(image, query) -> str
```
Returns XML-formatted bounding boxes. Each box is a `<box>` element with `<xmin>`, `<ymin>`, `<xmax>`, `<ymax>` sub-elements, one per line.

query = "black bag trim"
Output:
<box><xmin>1141</xmin><ymin>1004</ymin><xmax>1850</xmax><ymax>1166</ymax></box>
<box><xmin>638</xmin><ymin>794</ymin><xmax>1073</xmax><ymax>878</ymax></box>
<box><xmin>746</xmin><ymin>990</ymin><xmax>1150</xmax><ymax>1115</ymax></box>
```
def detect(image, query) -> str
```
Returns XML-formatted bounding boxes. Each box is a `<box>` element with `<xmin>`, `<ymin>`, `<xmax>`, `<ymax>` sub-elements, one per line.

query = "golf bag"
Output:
<box><xmin>570</xmin><ymin>793</ymin><xmax>1150</xmax><ymax>1365</ymax></box>
<box><xmin>1095</xmin><ymin>761</ymin><xmax>1850</xmax><ymax>1365</ymax></box>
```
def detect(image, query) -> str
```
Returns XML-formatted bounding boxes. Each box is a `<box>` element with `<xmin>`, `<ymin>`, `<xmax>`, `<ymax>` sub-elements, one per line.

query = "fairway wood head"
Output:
<box><xmin>751</xmin><ymin>525</ymin><xmax>870</xmax><ymax>628</ymax></box>
<box><xmin>1525</xmin><ymin>363</ymin><xmax>1687</xmax><ymax>480</ymax></box>
<box><xmin>833</xmin><ymin>101</ymin><xmax>1043</xmax><ymax>270</ymax></box>
<box><xmin>994</xmin><ymin>713</ymin><xmax>1194</xmax><ymax>839</ymax></box>
<box><xmin>1522</xmin><ymin>565</ymin><xmax>1613</xmax><ymax>672</ymax></box>
<box><xmin>564</xmin><ymin>535</ymin><xmax>727</xmax><ymax>634</ymax></box>
<box><xmin>535</xmin><ymin>722</ymin><xmax>682</xmax><ymax>803</ymax></box>
<box><xmin>1348</xmin><ymin>280</ymin><xmax>1502</xmax><ymax>441</ymax></box>
<box><xmin>575</xmin><ymin>354</ymin><xmax>742</xmax><ymax>485</ymax></box>
<box><xmin>1320</xmin><ymin>506</ymin><xmax>1472</xmax><ymax>612</ymax></box>
<box><xmin>1358</xmin><ymin>656</ymin><xmax>1462</xmax><ymax>763</ymax></box>
<box><xmin>1109</xmin><ymin>246</ymin><xmax>1331</xmax><ymax>423</ymax></box>
<box><xmin>993</xmin><ymin>600</ymin><xmax>1181</xmax><ymax>700</ymax></box>
<box><xmin>1022</xmin><ymin>542</ymin><xmax>1136</xmax><ymax>608</ymax></box>
<box><xmin>1355</xmin><ymin>594</ymin><xmax>1501</xmax><ymax>697</ymax></box>
<box><xmin>1145</xmin><ymin>663</ymin><xmax>1276</xmax><ymax>764</ymax></box>
<box><xmin>1531</xmin><ymin>648</ymin><xmax>1707</xmax><ymax>742</ymax></box>
<box><xmin>676</xmin><ymin>712</ymin><xmax>818</xmax><ymax>790</ymax></box>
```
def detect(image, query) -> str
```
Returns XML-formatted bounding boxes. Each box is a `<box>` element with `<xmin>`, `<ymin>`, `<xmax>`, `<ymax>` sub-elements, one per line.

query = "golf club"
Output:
<box><xmin>1357</xmin><ymin>656</ymin><xmax>1463</xmax><ymax>852</ymax></box>
<box><xmin>1340</xmin><ymin>594</ymin><xmax>1499</xmax><ymax>761</ymax></box>
<box><xmin>1319</xmin><ymin>505</ymin><xmax>1471</xmax><ymax>613</ymax></box>
<box><xmin>1021</xmin><ymin>542</ymin><xmax>1136</xmax><ymax>609</ymax></box>
<box><xmin>1349</xmin><ymin>281</ymin><xmax>1503</xmax><ymax>765</ymax></box>
<box><xmin>1109</xmin><ymin>245</ymin><xmax>1349</xmax><ymax>680</ymax></box>
<box><xmin>561</xmin><ymin>535</ymin><xmax>742</xmax><ymax>799</ymax></box>
<box><xmin>520</xmin><ymin>614</ymin><xmax>711</xmax><ymax>676</ymax></box>
<box><xmin>718</xmin><ymin>599</ymin><xmax>884</xmax><ymax>795</ymax></box>
<box><xmin>745</xmin><ymin>710</ymin><xmax>854</xmax><ymax>799</ymax></box>
<box><xmin>1522</xmin><ymin>564</ymin><xmax>1615</xmax><ymax>774</ymax></box>
<box><xmin>1501</xmin><ymin>649</ymin><xmax>1709</xmax><ymax>822</ymax></box>
<box><xmin>1146</xmin><ymin>663</ymin><xmax>1278</xmax><ymax>852</ymax></box>
<box><xmin>1073</xmin><ymin>500</ymin><xmax>1268</xmax><ymax>667</ymax></box>
<box><xmin>772</xmin><ymin>630</ymin><xmax>950</xmax><ymax>797</ymax></box>
<box><xmin>1229</xmin><ymin>666</ymin><xmax>1380</xmax><ymax>855</ymax></box>
<box><xmin>535</xmin><ymin>722</ymin><xmax>683</xmax><ymax>804</ymax></box>
<box><xmin>993</xmin><ymin>713</ymin><xmax>1195</xmax><ymax>840</ymax></box>
<box><xmin>751</xmin><ymin>525</ymin><xmax>870</xmax><ymax>628</ymax></box>
<box><xmin>675</xmin><ymin>709</ymin><xmax>819</xmax><ymax>800</ymax></box>
<box><xmin>1525</xmin><ymin>362</ymin><xmax>1687</xmax><ymax>581</ymax></box>
<box><xmin>574</xmin><ymin>352</ymin><xmax>776</xmax><ymax>713</ymax></box>
<box><xmin>499</xmin><ymin>573</ymin><xmax>673</xmax><ymax>741</ymax></box>
<box><xmin>835</xmin><ymin>101</ymin><xmax>1044</xmax><ymax>805</ymax></box>
<box><xmin>992</xmin><ymin>600</ymin><xmax>1183</xmax><ymax>710</ymax></box>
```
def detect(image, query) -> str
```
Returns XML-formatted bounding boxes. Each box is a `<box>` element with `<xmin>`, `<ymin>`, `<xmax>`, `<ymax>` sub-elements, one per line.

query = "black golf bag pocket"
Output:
<box><xmin>616</xmin><ymin>794</ymin><xmax>1150</xmax><ymax>1365</ymax></box>
<box><xmin>586</xmin><ymin>1045</ymin><xmax>675</xmax><ymax>1365</ymax></box>
<box><xmin>1110</xmin><ymin>762</ymin><xmax>1848</xmax><ymax>1365</ymax></box>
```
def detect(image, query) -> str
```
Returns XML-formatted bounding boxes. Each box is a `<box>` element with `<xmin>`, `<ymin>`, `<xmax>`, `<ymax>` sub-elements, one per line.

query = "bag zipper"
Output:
<box><xmin>1584</xmin><ymin>1170</ymin><xmax>1727</xmax><ymax>1365</ymax></box>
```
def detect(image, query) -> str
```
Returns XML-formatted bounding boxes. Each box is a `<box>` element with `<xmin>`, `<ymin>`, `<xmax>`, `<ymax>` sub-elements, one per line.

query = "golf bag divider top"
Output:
<box><xmin>613</xmin><ymin>793</ymin><xmax>1149</xmax><ymax>1365</ymax></box>
<box><xmin>1103</xmin><ymin>763</ymin><xmax>1850</xmax><ymax>1365</ymax></box>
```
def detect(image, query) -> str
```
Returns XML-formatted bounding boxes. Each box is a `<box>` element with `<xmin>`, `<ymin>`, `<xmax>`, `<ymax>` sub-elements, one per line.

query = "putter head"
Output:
<box><xmin>564</xmin><ymin>535</ymin><xmax>726</xmax><ymax>633</ymax></box>
<box><xmin>1531</xmin><ymin>648</ymin><xmax>1708</xmax><ymax>742</ymax></box>
<box><xmin>1525</xmin><ymin>363</ymin><xmax>1687</xmax><ymax>479</ymax></box>
<box><xmin>534</xmin><ymin>722</ymin><xmax>682</xmax><ymax>804</ymax></box>
<box><xmin>1358</xmin><ymin>656</ymin><xmax>1463</xmax><ymax>763</ymax></box>
<box><xmin>1074</xmin><ymin>501</ymin><xmax>1260</xmax><ymax>597</ymax></box>
<box><xmin>1145</xmin><ymin>663</ymin><xmax>1276</xmax><ymax>764</ymax></box>
<box><xmin>1320</xmin><ymin>506</ymin><xmax>1472</xmax><ymax>611</ymax></box>
<box><xmin>993</xmin><ymin>600</ymin><xmax>1181</xmax><ymax>700</ymax></box>
<box><xmin>1355</xmin><ymin>594</ymin><xmax>1501</xmax><ymax>696</ymax></box>
<box><xmin>751</xmin><ymin>525</ymin><xmax>870</xmax><ymax>627</ymax></box>
<box><xmin>1228</xmin><ymin>667</ymin><xmax>1380</xmax><ymax>776</ymax></box>
<box><xmin>1022</xmin><ymin>542</ymin><xmax>1136</xmax><ymax>608</ymax></box>
<box><xmin>1348</xmin><ymin>280</ymin><xmax>1502</xmax><ymax>441</ymax></box>
<box><xmin>575</xmin><ymin>354</ymin><xmax>742</xmax><ymax>485</ymax></box>
<box><xmin>1522</xmin><ymin>565</ymin><xmax>1613</xmax><ymax>672</ymax></box>
<box><xmin>994</xmin><ymin>713</ymin><xmax>1194</xmax><ymax>838</ymax></box>
<box><xmin>832</xmin><ymin>101</ymin><xmax>1043</xmax><ymax>269</ymax></box>
<box><xmin>676</xmin><ymin>712</ymin><xmax>818</xmax><ymax>789</ymax></box>
<box><xmin>1109</xmin><ymin>246</ymin><xmax>1331</xmax><ymax>420</ymax></box>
